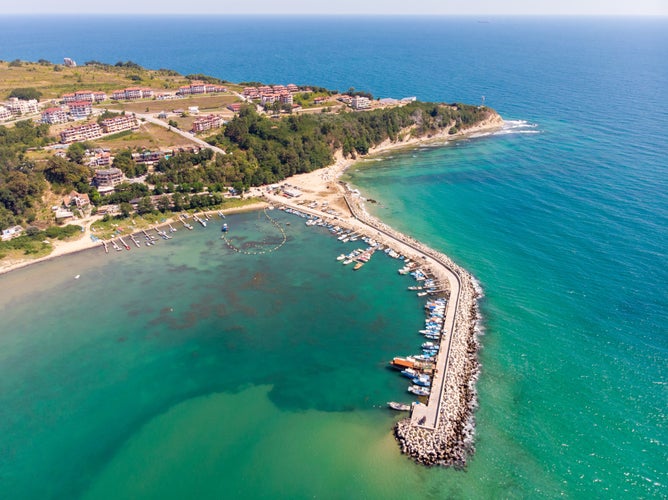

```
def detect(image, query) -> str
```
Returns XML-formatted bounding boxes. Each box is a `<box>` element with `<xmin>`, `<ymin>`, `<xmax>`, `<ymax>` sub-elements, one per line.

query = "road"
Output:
<box><xmin>131</xmin><ymin>112</ymin><xmax>227</xmax><ymax>156</ymax></box>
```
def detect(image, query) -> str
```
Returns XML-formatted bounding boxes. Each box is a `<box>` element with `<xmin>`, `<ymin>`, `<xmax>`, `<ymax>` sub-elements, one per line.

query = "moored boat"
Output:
<box><xmin>387</xmin><ymin>402</ymin><xmax>411</xmax><ymax>412</ymax></box>
<box><xmin>408</xmin><ymin>385</ymin><xmax>430</xmax><ymax>397</ymax></box>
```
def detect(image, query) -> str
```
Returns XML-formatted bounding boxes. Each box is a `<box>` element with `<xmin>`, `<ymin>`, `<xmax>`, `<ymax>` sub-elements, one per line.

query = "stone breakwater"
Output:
<box><xmin>341</xmin><ymin>186</ymin><xmax>483</xmax><ymax>468</ymax></box>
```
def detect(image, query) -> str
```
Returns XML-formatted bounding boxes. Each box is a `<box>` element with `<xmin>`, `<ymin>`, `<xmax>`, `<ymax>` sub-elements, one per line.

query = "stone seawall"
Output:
<box><xmin>342</xmin><ymin>187</ymin><xmax>483</xmax><ymax>467</ymax></box>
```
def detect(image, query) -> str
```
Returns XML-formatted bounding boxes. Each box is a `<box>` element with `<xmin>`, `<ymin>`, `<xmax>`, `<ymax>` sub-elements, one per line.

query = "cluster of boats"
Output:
<box><xmin>276</xmin><ymin>203</ymin><xmax>446</xmax><ymax>412</ymax></box>
<box><xmin>104</xmin><ymin>225</ymin><xmax>177</xmax><ymax>253</ymax></box>
<box><xmin>336</xmin><ymin>247</ymin><xmax>376</xmax><ymax>270</ymax></box>
<box><xmin>104</xmin><ymin>210</ymin><xmax>230</xmax><ymax>255</ymax></box>
<box><xmin>387</xmin><ymin>294</ymin><xmax>448</xmax><ymax>408</ymax></box>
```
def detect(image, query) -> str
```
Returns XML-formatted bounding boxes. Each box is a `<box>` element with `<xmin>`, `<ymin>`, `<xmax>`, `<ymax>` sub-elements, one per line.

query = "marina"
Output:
<box><xmin>268</xmin><ymin>185</ymin><xmax>482</xmax><ymax>467</ymax></box>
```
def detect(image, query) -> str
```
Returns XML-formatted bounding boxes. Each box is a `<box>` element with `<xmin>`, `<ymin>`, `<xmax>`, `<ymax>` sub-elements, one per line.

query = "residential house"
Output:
<box><xmin>6</xmin><ymin>97</ymin><xmax>40</xmax><ymax>116</ymax></box>
<box><xmin>101</xmin><ymin>115</ymin><xmax>139</xmax><ymax>134</ymax></box>
<box><xmin>1</xmin><ymin>225</ymin><xmax>23</xmax><ymax>241</ymax></box>
<box><xmin>192</xmin><ymin>114</ymin><xmax>223</xmax><ymax>133</ymax></box>
<box><xmin>0</xmin><ymin>106</ymin><xmax>13</xmax><ymax>121</ymax></box>
<box><xmin>94</xmin><ymin>168</ymin><xmax>124</xmax><ymax>187</ymax></box>
<box><xmin>68</xmin><ymin>101</ymin><xmax>93</xmax><ymax>119</ymax></box>
<box><xmin>74</xmin><ymin>90</ymin><xmax>94</xmax><ymax>102</ymax></box>
<box><xmin>60</xmin><ymin>123</ymin><xmax>103</xmax><ymax>143</ymax></box>
<box><xmin>63</xmin><ymin>190</ymin><xmax>90</xmax><ymax>209</ymax></box>
<box><xmin>351</xmin><ymin>96</ymin><xmax>371</xmax><ymax>110</ymax></box>
<box><xmin>41</xmin><ymin>107</ymin><xmax>68</xmax><ymax>124</ymax></box>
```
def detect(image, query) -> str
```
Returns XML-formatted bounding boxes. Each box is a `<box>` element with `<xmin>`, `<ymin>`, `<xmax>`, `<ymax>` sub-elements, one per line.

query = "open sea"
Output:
<box><xmin>0</xmin><ymin>16</ymin><xmax>666</xmax><ymax>499</ymax></box>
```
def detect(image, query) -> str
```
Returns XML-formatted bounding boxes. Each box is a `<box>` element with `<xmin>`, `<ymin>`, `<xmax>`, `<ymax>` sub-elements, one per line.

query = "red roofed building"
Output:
<box><xmin>64</xmin><ymin>190</ymin><xmax>90</xmax><ymax>209</ymax></box>
<box><xmin>189</xmin><ymin>80</ymin><xmax>206</xmax><ymax>94</ymax></box>
<box><xmin>68</xmin><ymin>101</ymin><xmax>93</xmax><ymax>119</ymax></box>
<box><xmin>60</xmin><ymin>123</ymin><xmax>103</xmax><ymax>143</ymax></box>
<box><xmin>41</xmin><ymin>107</ymin><xmax>68</xmax><ymax>124</ymax></box>
<box><xmin>192</xmin><ymin>114</ymin><xmax>223</xmax><ymax>133</ymax></box>
<box><xmin>75</xmin><ymin>90</ymin><xmax>94</xmax><ymax>102</ymax></box>
<box><xmin>101</xmin><ymin>115</ymin><xmax>140</xmax><ymax>134</ymax></box>
<box><xmin>124</xmin><ymin>88</ymin><xmax>142</xmax><ymax>99</ymax></box>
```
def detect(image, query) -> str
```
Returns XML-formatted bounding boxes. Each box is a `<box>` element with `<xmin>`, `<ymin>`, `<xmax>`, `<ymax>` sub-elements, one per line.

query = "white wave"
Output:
<box><xmin>491</xmin><ymin>119</ymin><xmax>541</xmax><ymax>136</ymax></box>
<box><xmin>493</xmin><ymin>129</ymin><xmax>541</xmax><ymax>136</ymax></box>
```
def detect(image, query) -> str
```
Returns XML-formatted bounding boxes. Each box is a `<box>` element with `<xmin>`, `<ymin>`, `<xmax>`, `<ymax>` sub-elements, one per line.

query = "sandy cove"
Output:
<box><xmin>260</xmin><ymin>113</ymin><xmax>505</xmax><ymax>217</ymax></box>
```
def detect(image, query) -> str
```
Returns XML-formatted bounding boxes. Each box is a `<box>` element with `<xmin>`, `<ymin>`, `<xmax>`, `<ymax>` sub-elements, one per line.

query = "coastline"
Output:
<box><xmin>261</xmin><ymin>114</ymin><xmax>502</xmax><ymax>466</ymax></box>
<box><xmin>0</xmin><ymin>113</ymin><xmax>502</xmax><ymax>277</ymax></box>
<box><xmin>0</xmin><ymin>202</ymin><xmax>268</xmax><ymax>276</ymax></box>
<box><xmin>1</xmin><ymin>113</ymin><xmax>501</xmax><ymax>467</ymax></box>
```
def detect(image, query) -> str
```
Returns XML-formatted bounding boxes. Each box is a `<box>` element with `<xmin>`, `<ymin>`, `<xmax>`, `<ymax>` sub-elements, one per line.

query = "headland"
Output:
<box><xmin>0</xmin><ymin>59</ymin><xmax>503</xmax><ymax>466</ymax></box>
<box><xmin>260</xmin><ymin>120</ymin><xmax>499</xmax><ymax>466</ymax></box>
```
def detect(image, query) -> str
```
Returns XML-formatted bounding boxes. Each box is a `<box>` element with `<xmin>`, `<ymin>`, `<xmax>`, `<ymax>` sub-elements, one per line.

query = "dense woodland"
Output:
<box><xmin>0</xmin><ymin>101</ymin><xmax>494</xmax><ymax>230</ymax></box>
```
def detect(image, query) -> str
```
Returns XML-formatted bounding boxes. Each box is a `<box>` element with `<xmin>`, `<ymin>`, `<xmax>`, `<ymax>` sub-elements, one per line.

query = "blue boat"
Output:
<box><xmin>221</xmin><ymin>223</ymin><xmax>229</xmax><ymax>232</ymax></box>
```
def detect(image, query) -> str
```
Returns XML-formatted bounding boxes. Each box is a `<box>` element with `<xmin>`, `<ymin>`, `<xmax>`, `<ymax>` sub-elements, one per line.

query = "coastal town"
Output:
<box><xmin>0</xmin><ymin>56</ymin><xmax>503</xmax><ymax>467</ymax></box>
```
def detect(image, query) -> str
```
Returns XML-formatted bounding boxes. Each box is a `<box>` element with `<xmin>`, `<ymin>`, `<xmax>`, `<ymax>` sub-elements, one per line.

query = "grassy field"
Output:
<box><xmin>90</xmin><ymin>122</ymin><xmax>199</xmax><ymax>150</ymax></box>
<box><xmin>104</xmin><ymin>94</ymin><xmax>239</xmax><ymax>114</ymax></box>
<box><xmin>0</xmin><ymin>61</ymin><xmax>196</xmax><ymax>100</ymax></box>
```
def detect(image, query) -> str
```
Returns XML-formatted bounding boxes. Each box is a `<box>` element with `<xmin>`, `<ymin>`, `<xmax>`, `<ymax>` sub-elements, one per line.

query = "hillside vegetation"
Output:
<box><xmin>0</xmin><ymin>60</ymin><xmax>499</xmax><ymax>232</ymax></box>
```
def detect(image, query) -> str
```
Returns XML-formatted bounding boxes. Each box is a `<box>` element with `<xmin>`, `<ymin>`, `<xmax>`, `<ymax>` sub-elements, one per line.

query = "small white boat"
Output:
<box><xmin>387</xmin><ymin>402</ymin><xmax>411</xmax><ymax>411</ymax></box>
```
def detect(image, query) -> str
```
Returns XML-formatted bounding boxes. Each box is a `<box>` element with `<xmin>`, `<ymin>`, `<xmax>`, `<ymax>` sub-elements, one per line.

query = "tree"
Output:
<box><xmin>112</xmin><ymin>150</ymin><xmax>138</xmax><ymax>177</ymax></box>
<box><xmin>66</xmin><ymin>142</ymin><xmax>86</xmax><ymax>164</ymax></box>
<box><xmin>156</xmin><ymin>195</ymin><xmax>171</xmax><ymax>213</ymax></box>
<box><xmin>168</xmin><ymin>120</ymin><xmax>178</xmax><ymax>129</ymax></box>
<box><xmin>136</xmin><ymin>196</ymin><xmax>154</xmax><ymax>215</ymax></box>
<box><xmin>8</xmin><ymin>88</ymin><xmax>42</xmax><ymax>101</ymax></box>
<box><xmin>119</xmin><ymin>202</ymin><xmax>133</xmax><ymax>217</ymax></box>
<box><xmin>44</xmin><ymin>157</ymin><xmax>90</xmax><ymax>187</ymax></box>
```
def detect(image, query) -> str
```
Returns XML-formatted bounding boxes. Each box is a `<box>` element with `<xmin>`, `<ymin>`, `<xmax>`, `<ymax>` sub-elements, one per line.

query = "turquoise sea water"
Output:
<box><xmin>0</xmin><ymin>16</ymin><xmax>666</xmax><ymax>499</ymax></box>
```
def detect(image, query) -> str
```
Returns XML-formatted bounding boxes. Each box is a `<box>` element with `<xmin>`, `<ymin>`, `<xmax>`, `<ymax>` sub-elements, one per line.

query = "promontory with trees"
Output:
<box><xmin>0</xmin><ymin>59</ymin><xmax>501</xmax><ymax>258</ymax></box>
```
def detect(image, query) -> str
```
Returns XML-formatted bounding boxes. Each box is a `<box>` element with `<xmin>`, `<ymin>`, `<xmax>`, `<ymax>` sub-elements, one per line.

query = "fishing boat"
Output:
<box><xmin>401</xmin><ymin>368</ymin><xmax>420</xmax><ymax>379</ymax></box>
<box><xmin>387</xmin><ymin>402</ymin><xmax>411</xmax><ymax>412</ymax></box>
<box><xmin>408</xmin><ymin>385</ymin><xmax>430</xmax><ymax>397</ymax></box>
<box><xmin>390</xmin><ymin>357</ymin><xmax>416</xmax><ymax>370</ymax></box>
<box><xmin>412</xmin><ymin>375</ymin><xmax>432</xmax><ymax>387</ymax></box>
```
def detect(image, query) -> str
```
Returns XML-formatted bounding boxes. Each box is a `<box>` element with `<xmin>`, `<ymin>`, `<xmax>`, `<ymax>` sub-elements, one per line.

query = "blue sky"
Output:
<box><xmin>6</xmin><ymin>0</ymin><xmax>668</xmax><ymax>15</ymax></box>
